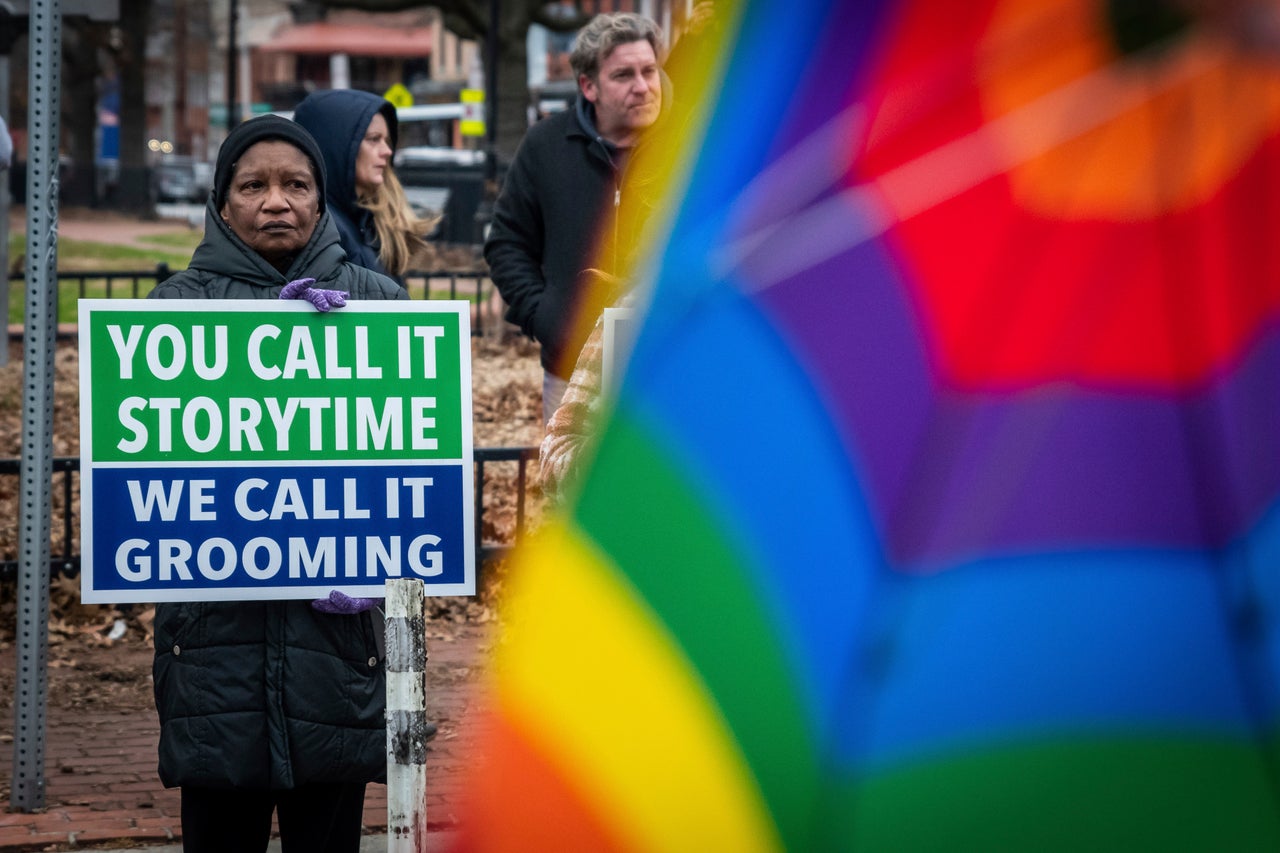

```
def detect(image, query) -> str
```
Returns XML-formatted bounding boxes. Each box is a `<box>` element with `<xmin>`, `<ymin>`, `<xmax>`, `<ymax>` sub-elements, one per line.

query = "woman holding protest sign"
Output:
<box><xmin>147</xmin><ymin>113</ymin><xmax>406</xmax><ymax>853</ymax></box>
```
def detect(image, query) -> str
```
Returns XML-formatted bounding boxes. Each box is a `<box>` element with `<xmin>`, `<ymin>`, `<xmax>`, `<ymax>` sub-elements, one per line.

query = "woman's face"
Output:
<box><xmin>220</xmin><ymin>140</ymin><xmax>320</xmax><ymax>269</ymax></box>
<box><xmin>355</xmin><ymin>112</ymin><xmax>393</xmax><ymax>198</ymax></box>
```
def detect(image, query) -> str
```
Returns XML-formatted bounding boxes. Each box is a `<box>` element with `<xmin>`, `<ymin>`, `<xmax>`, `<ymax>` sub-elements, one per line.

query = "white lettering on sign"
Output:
<box><xmin>411</xmin><ymin>398</ymin><xmax>437</xmax><ymax>450</ymax></box>
<box><xmin>249</xmin><ymin>325</ymin><xmax>283</xmax><ymax>379</ymax></box>
<box><xmin>357</xmin><ymin>397</ymin><xmax>397</xmax><ymax>450</ymax></box>
<box><xmin>112</xmin><ymin>396</ymin><xmax>439</xmax><ymax>454</ymax></box>
<box><xmin>146</xmin><ymin>324</ymin><xmax>187</xmax><ymax>380</ymax></box>
<box><xmin>397</xmin><ymin>326</ymin><xmax>446</xmax><ymax>379</ymax></box>
<box><xmin>230</xmin><ymin>398</ymin><xmax>265</xmax><ymax>452</ymax></box>
<box><xmin>243</xmin><ymin>537</ymin><xmax>283</xmax><ymax>580</ymax></box>
<box><xmin>107</xmin><ymin>323</ymin><xmax>229</xmax><ymax>381</ymax></box>
<box><xmin>284</xmin><ymin>326</ymin><xmax>322</xmax><ymax>379</ymax></box>
<box><xmin>236</xmin><ymin>478</ymin><xmax>270</xmax><ymax>521</ymax></box>
<box><xmin>107</xmin><ymin>325</ymin><xmax>144</xmax><ymax>379</ymax></box>
<box><xmin>190</xmin><ymin>480</ymin><xmax>217</xmax><ymax>520</ymax></box>
<box><xmin>182</xmin><ymin>397</ymin><xmax>223</xmax><ymax>453</ymax></box>
<box><xmin>385</xmin><ymin>476</ymin><xmax>434</xmax><ymax>518</ymax></box>
<box><xmin>354</xmin><ymin>326</ymin><xmax>381</xmax><ymax>379</ymax></box>
<box><xmin>232</xmin><ymin>477</ymin><xmax>373</xmax><ymax>521</ymax></box>
<box><xmin>264</xmin><ymin>398</ymin><xmax>300</xmax><ymax>450</ymax></box>
<box><xmin>113</xmin><ymin>534</ymin><xmax>446</xmax><ymax>582</ymax></box>
<box><xmin>244</xmin><ymin>324</ymin><xmax>392</xmax><ymax>381</ymax></box>
<box><xmin>126</xmin><ymin>479</ymin><xmax>184</xmax><ymax>521</ymax></box>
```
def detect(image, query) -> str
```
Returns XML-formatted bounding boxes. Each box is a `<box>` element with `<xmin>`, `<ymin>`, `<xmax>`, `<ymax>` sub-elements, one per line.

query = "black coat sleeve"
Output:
<box><xmin>483</xmin><ymin>139</ymin><xmax>547</xmax><ymax>339</ymax></box>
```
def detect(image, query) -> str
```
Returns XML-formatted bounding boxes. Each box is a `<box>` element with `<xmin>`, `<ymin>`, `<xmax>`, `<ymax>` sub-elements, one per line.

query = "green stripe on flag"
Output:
<box><xmin>831</xmin><ymin>735</ymin><xmax>1280</xmax><ymax>851</ymax></box>
<box><xmin>575</xmin><ymin>411</ymin><xmax>824</xmax><ymax>849</ymax></box>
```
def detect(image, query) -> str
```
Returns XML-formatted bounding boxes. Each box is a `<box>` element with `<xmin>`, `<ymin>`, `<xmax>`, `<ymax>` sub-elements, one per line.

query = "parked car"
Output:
<box><xmin>151</xmin><ymin>156</ymin><xmax>212</xmax><ymax>203</ymax></box>
<box><xmin>395</xmin><ymin>146</ymin><xmax>492</xmax><ymax>244</ymax></box>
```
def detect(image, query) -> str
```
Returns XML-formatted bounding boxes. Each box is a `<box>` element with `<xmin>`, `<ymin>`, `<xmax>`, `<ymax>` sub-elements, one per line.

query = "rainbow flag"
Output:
<box><xmin>456</xmin><ymin>0</ymin><xmax>1280</xmax><ymax>848</ymax></box>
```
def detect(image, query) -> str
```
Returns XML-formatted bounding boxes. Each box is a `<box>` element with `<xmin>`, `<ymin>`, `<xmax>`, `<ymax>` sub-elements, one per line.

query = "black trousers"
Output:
<box><xmin>179</xmin><ymin>781</ymin><xmax>368</xmax><ymax>853</ymax></box>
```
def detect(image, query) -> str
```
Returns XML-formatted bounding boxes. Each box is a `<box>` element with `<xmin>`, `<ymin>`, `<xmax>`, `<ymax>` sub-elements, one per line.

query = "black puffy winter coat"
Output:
<box><xmin>149</xmin><ymin>201</ymin><xmax>406</xmax><ymax>790</ymax></box>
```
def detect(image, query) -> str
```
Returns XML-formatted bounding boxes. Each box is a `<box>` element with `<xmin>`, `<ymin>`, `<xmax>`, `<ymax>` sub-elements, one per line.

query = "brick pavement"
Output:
<box><xmin>0</xmin><ymin>623</ymin><xmax>493</xmax><ymax>852</ymax></box>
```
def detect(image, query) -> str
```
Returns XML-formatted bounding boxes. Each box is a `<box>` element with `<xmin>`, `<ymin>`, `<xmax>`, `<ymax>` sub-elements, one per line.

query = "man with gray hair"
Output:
<box><xmin>485</xmin><ymin>12</ymin><xmax>668</xmax><ymax>424</ymax></box>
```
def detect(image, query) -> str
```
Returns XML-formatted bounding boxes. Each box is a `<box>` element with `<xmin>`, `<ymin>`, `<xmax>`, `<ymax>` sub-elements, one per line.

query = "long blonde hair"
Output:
<box><xmin>359</xmin><ymin>167</ymin><xmax>436</xmax><ymax>276</ymax></box>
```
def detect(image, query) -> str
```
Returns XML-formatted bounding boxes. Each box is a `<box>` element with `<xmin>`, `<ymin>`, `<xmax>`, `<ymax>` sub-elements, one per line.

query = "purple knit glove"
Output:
<box><xmin>311</xmin><ymin>590</ymin><xmax>382</xmax><ymax>615</ymax></box>
<box><xmin>280</xmin><ymin>277</ymin><xmax>348</xmax><ymax>312</ymax></box>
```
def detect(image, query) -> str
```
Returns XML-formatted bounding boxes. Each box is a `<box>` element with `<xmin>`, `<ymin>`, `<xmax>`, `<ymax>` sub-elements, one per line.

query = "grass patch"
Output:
<box><xmin>6</xmin><ymin>230</ymin><xmax>200</xmax><ymax>325</ymax></box>
<box><xmin>8</xmin><ymin>232</ymin><xmax>200</xmax><ymax>270</ymax></box>
<box><xmin>133</xmin><ymin>231</ymin><xmax>206</xmax><ymax>252</ymax></box>
<box><xmin>9</xmin><ymin>273</ymin><xmax>171</xmax><ymax>326</ymax></box>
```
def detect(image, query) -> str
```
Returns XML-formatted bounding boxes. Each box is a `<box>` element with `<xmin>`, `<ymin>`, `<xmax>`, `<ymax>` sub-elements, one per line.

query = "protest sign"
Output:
<box><xmin>602</xmin><ymin>306</ymin><xmax>639</xmax><ymax>394</ymax></box>
<box><xmin>78</xmin><ymin>299</ymin><xmax>475</xmax><ymax>603</ymax></box>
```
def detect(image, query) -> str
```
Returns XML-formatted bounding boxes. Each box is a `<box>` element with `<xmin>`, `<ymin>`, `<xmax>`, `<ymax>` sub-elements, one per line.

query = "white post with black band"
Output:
<box><xmin>386</xmin><ymin>578</ymin><xmax>429</xmax><ymax>851</ymax></box>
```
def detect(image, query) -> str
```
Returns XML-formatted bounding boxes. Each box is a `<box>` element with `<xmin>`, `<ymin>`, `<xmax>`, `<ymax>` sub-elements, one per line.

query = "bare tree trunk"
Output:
<box><xmin>116</xmin><ymin>0</ymin><xmax>154</xmax><ymax>215</ymax></box>
<box><xmin>60</xmin><ymin>22</ymin><xmax>103</xmax><ymax>207</ymax></box>
<box><xmin>494</xmin><ymin>19</ymin><xmax>530</xmax><ymax>165</ymax></box>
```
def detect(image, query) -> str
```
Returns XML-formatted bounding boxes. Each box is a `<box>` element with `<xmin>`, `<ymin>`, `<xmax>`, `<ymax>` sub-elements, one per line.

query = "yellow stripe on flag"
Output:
<box><xmin>495</xmin><ymin>520</ymin><xmax>783</xmax><ymax>852</ymax></box>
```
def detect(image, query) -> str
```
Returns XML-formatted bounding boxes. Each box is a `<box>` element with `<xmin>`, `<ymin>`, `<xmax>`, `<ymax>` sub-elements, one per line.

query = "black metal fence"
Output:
<box><xmin>400</xmin><ymin>268</ymin><xmax>503</xmax><ymax>337</ymax></box>
<box><xmin>6</xmin><ymin>265</ymin><xmax>177</xmax><ymax>302</ymax></box>
<box><xmin>0</xmin><ymin>446</ymin><xmax>540</xmax><ymax>586</ymax></box>
<box><xmin>6</xmin><ymin>265</ymin><xmax>505</xmax><ymax>337</ymax></box>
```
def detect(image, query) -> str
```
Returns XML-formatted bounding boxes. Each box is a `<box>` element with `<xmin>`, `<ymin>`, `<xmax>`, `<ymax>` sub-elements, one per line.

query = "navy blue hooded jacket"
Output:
<box><xmin>294</xmin><ymin>89</ymin><xmax>400</xmax><ymax>281</ymax></box>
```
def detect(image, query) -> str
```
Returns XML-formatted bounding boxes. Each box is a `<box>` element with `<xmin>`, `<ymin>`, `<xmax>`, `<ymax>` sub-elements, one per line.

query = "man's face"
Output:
<box><xmin>580</xmin><ymin>39</ymin><xmax>661</xmax><ymax>146</ymax></box>
<box><xmin>219</xmin><ymin>140</ymin><xmax>320</xmax><ymax>269</ymax></box>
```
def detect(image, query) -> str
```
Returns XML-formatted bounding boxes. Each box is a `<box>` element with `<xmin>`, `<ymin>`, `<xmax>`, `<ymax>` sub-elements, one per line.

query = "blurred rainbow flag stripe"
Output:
<box><xmin>454</xmin><ymin>0</ymin><xmax>1280</xmax><ymax>849</ymax></box>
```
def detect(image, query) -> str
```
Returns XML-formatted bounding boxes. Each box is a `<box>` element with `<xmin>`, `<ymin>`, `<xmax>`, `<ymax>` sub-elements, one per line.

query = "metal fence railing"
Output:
<box><xmin>6</xmin><ymin>265</ymin><xmax>177</xmax><ymax>304</ymax></box>
<box><xmin>401</xmin><ymin>269</ymin><xmax>503</xmax><ymax>337</ymax></box>
<box><xmin>0</xmin><ymin>447</ymin><xmax>540</xmax><ymax>587</ymax></box>
<box><xmin>6</xmin><ymin>266</ymin><xmax>505</xmax><ymax>338</ymax></box>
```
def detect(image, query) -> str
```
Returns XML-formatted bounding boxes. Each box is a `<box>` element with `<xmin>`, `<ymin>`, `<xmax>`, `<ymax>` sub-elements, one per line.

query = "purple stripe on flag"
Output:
<box><xmin>758</xmin><ymin>244</ymin><xmax>1280</xmax><ymax>567</ymax></box>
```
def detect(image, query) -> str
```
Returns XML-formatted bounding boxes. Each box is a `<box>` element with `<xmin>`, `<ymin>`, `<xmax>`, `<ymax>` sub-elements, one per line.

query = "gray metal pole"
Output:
<box><xmin>0</xmin><ymin>51</ymin><xmax>10</xmax><ymax>369</ymax></box>
<box><xmin>12</xmin><ymin>0</ymin><xmax>60</xmax><ymax>813</ymax></box>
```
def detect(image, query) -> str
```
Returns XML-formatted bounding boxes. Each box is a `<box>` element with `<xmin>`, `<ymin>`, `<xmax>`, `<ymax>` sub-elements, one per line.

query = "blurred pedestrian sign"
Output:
<box><xmin>384</xmin><ymin>83</ymin><xmax>413</xmax><ymax>109</ymax></box>
<box><xmin>460</xmin><ymin>89</ymin><xmax>486</xmax><ymax>137</ymax></box>
<box><xmin>77</xmin><ymin>300</ymin><xmax>476</xmax><ymax>604</ymax></box>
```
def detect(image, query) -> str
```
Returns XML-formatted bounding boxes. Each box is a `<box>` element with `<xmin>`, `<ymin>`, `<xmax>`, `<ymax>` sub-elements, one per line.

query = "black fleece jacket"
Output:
<box><xmin>484</xmin><ymin>100</ymin><xmax>648</xmax><ymax>379</ymax></box>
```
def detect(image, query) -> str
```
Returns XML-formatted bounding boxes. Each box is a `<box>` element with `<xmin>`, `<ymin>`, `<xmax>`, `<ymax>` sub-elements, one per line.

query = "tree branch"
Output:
<box><xmin>436</xmin><ymin>0</ymin><xmax>489</xmax><ymax>40</ymax></box>
<box><xmin>313</xmin><ymin>0</ymin><xmax>431</xmax><ymax>10</ymax></box>
<box><xmin>529</xmin><ymin>6</ymin><xmax>591</xmax><ymax>31</ymax></box>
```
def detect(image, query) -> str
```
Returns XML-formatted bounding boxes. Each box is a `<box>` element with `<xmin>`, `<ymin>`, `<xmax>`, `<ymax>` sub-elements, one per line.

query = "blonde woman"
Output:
<box><xmin>294</xmin><ymin>89</ymin><xmax>434</xmax><ymax>283</ymax></box>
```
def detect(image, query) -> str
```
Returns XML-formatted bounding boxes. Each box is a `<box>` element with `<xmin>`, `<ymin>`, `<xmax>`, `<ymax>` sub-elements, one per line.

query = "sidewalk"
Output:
<box><xmin>0</xmin><ymin>623</ymin><xmax>491</xmax><ymax>852</ymax></box>
<box><xmin>8</xmin><ymin>206</ymin><xmax>202</xmax><ymax>252</ymax></box>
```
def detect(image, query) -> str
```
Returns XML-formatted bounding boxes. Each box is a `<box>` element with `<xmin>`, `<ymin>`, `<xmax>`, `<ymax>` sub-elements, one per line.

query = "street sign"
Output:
<box><xmin>384</xmin><ymin>82</ymin><xmax>414</xmax><ymax>109</ymax></box>
<box><xmin>78</xmin><ymin>299</ymin><xmax>476</xmax><ymax>603</ymax></box>
<box><xmin>460</xmin><ymin>88</ymin><xmax>485</xmax><ymax>137</ymax></box>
